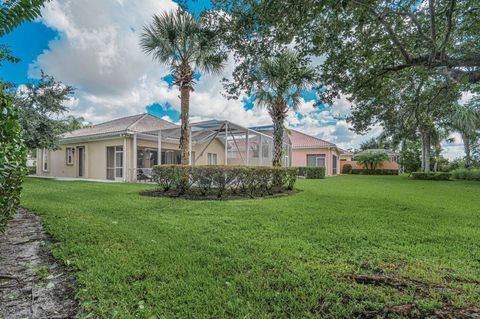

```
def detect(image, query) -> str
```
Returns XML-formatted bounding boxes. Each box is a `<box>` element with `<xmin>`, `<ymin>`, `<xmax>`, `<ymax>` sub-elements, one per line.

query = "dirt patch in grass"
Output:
<box><xmin>0</xmin><ymin>209</ymin><xmax>81</xmax><ymax>318</ymax></box>
<box><xmin>345</xmin><ymin>273</ymin><xmax>480</xmax><ymax>318</ymax></box>
<box><xmin>140</xmin><ymin>187</ymin><xmax>300</xmax><ymax>200</ymax></box>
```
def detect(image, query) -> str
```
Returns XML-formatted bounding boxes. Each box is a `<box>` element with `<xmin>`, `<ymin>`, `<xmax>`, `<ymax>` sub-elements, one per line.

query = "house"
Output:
<box><xmin>340</xmin><ymin>148</ymin><xmax>400</xmax><ymax>172</ymax></box>
<box><xmin>339</xmin><ymin>148</ymin><xmax>353</xmax><ymax>161</ymax></box>
<box><xmin>36</xmin><ymin>114</ymin><xmax>289</xmax><ymax>182</ymax></box>
<box><xmin>288</xmin><ymin>129</ymin><xmax>341</xmax><ymax>176</ymax></box>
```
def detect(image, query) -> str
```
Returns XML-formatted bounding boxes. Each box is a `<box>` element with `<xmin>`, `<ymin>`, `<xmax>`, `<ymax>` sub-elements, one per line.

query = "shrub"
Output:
<box><xmin>303</xmin><ymin>167</ymin><xmax>326</xmax><ymax>179</ymax></box>
<box><xmin>355</xmin><ymin>152</ymin><xmax>389</xmax><ymax>170</ymax></box>
<box><xmin>411</xmin><ymin>172</ymin><xmax>451</xmax><ymax>181</ymax></box>
<box><xmin>1</xmin><ymin>87</ymin><xmax>27</xmax><ymax>231</ymax></box>
<box><xmin>351</xmin><ymin>169</ymin><xmax>398</xmax><ymax>175</ymax></box>
<box><xmin>341</xmin><ymin>164</ymin><xmax>352</xmax><ymax>174</ymax></box>
<box><xmin>451</xmin><ymin>169</ymin><xmax>480</xmax><ymax>181</ymax></box>
<box><xmin>151</xmin><ymin>165</ymin><xmax>299</xmax><ymax>198</ymax></box>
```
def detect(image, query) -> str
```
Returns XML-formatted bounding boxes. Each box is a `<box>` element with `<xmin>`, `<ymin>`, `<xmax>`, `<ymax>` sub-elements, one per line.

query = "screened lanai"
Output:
<box><xmin>130</xmin><ymin>120</ymin><xmax>292</xmax><ymax>180</ymax></box>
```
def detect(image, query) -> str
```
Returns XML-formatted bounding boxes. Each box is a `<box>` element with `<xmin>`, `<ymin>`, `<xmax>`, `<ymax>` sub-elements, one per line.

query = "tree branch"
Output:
<box><xmin>377</xmin><ymin>12</ymin><xmax>411</xmax><ymax>63</ymax></box>
<box><xmin>440</xmin><ymin>0</ymin><xmax>456</xmax><ymax>58</ymax></box>
<box><xmin>429</xmin><ymin>0</ymin><xmax>437</xmax><ymax>61</ymax></box>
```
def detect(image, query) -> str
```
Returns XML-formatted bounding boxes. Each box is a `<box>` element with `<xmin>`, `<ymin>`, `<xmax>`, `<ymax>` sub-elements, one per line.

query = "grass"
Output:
<box><xmin>21</xmin><ymin>175</ymin><xmax>480</xmax><ymax>318</ymax></box>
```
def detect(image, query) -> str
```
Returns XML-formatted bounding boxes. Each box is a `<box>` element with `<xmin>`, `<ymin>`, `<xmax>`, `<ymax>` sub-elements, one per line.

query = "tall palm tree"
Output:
<box><xmin>449</xmin><ymin>100</ymin><xmax>480</xmax><ymax>167</ymax></box>
<box><xmin>253</xmin><ymin>50</ymin><xmax>316</xmax><ymax>166</ymax></box>
<box><xmin>140</xmin><ymin>9</ymin><xmax>225</xmax><ymax>164</ymax></box>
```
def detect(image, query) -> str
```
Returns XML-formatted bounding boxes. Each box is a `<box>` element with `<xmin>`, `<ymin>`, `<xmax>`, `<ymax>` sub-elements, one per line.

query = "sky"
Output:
<box><xmin>1</xmin><ymin>0</ymin><xmax>465</xmax><ymax>159</ymax></box>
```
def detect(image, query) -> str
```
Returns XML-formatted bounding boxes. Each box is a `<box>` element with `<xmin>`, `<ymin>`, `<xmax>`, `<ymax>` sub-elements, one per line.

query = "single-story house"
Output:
<box><xmin>340</xmin><ymin>148</ymin><xmax>400</xmax><ymax>172</ymax></box>
<box><xmin>339</xmin><ymin>148</ymin><xmax>353</xmax><ymax>161</ymax></box>
<box><xmin>289</xmin><ymin>129</ymin><xmax>341</xmax><ymax>176</ymax></box>
<box><xmin>36</xmin><ymin>113</ymin><xmax>291</xmax><ymax>182</ymax></box>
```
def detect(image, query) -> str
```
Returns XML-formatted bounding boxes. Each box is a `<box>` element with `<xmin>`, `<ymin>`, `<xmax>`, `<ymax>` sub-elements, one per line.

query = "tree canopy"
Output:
<box><xmin>15</xmin><ymin>72</ymin><xmax>76</xmax><ymax>150</ymax></box>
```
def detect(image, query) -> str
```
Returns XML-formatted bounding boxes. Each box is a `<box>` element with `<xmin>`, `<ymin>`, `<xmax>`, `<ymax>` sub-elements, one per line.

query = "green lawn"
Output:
<box><xmin>21</xmin><ymin>176</ymin><xmax>480</xmax><ymax>318</ymax></box>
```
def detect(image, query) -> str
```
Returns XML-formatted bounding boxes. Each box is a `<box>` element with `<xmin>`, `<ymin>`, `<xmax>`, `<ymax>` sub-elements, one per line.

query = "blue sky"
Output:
<box><xmin>0</xmin><ymin>0</ymin><xmax>465</xmax><ymax>157</ymax></box>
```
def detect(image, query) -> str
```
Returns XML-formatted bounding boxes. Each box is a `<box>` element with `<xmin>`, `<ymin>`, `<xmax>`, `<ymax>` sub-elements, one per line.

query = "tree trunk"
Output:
<box><xmin>179</xmin><ymin>85</ymin><xmax>190</xmax><ymax>165</ymax></box>
<box><xmin>462</xmin><ymin>133</ymin><xmax>471</xmax><ymax>168</ymax></box>
<box><xmin>270</xmin><ymin>103</ymin><xmax>287</xmax><ymax>167</ymax></box>
<box><xmin>421</xmin><ymin>130</ymin><xmax>431</xmax><ymax>173</ymax></box>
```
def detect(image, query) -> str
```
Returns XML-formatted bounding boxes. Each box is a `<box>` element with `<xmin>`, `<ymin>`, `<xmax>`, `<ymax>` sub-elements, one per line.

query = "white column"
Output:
<box><xmin>224</xmin><ymin>122</ymin><xmax>228</xmax><ymax>165</ymax></box>
<box><xmin>133</xmin><ymin>134</ymin><xmax>137</xmax><ymax>182</ymax></box>
<box><xmin>246</xmin><ymin>130</ymin><xmax>250</xmax><ymax>166</ymax></box>
<box><xmin>189</xmin><ymin>127</ymin><xmax>192</xmax><ymax>165</ymax></box>
<box><xmin>259</xmin><ymin>134</ymin><xmax>263</xmax><ymax>166</ymax></box>
<box><xmin>158</xmin><ymin>130</ymin><xmax>162</xmax><ymax>164</ymax></box>
<box><xmin>123</xmin><ymin>136</ymin><xmax>127</xmax><ymax>182</ymax></box>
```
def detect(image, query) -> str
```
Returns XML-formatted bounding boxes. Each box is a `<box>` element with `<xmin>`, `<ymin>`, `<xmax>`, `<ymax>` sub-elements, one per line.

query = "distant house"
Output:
<box><xmin>339</xmin><ymin>148</ymin><xmax>353</xmax><ymax>161</ymax></box>
<box><xmin>36</xmin><ymin>114</ymin><xmax>290</xmax><ymax>182</ymax></box>
<box><xmin>340</xmin><ymin>148</ymin><xmax>400</xmax><ymax>172</ymax></box>
<box><xmin>288</xmin><ymin>130</ymin><xmax>341</xmax><ymax>176</ymax></box>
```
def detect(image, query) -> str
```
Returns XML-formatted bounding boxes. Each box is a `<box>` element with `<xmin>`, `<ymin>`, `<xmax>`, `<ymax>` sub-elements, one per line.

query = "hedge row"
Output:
<box><xmin>411</xmin><ymin>172</ymin><xmax>451</xmax><ymax>180</ymax></box>
<box><xmin>297</xmin><ymin>166</ymin><xmax>326</xmax><ymax>179</ymax></box>
<box><xmin>351</xmin><ymin>169</ymin><xmax>399</xmax><ymax>175</ymax></box>
<box><xmin>1</xmin><ymin>88</ymin><xmax>27</xmax><ymax>231</ymax></box>
<box><xmin>451</xmin><ymin>169</ymin><xmax>480</xmax><ymax>181</ymax></box>
<box><xmin>152</xmin><ymin>165</ymin><xmax>298</xmax><ymax>198</ymax></box>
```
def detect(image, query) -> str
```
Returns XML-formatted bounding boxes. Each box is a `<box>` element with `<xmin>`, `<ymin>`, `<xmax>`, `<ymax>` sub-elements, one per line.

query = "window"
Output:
<box><xmin>306</xmin><ymin>154</ymin><xmax>325</xmax><ymax>167</ymax></box>
<box><xmin>66</xmin><ymin>147</ymin><xmax>74</xmax><ymax>165</ymax></box>
<box><xmin>208</xmin><ymin>153</ymin><xmax>217</xmax><ymax>165</ymax></box>
<box><xmin>332</xmin><ymin>155</ymin><xmax>338</xmax><ymax>175</ymax></box>
<box><xmin>42</xmin><ymin>149</ymin><xmax>49</xmax><ymax>172</ymax></box>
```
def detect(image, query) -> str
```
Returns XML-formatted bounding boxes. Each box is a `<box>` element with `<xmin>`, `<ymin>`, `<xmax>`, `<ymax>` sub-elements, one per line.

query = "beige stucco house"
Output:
<box><xmin>36</xmin><ymin>113</ymin><xmax>289</xmax><ymax>182</ymax></box>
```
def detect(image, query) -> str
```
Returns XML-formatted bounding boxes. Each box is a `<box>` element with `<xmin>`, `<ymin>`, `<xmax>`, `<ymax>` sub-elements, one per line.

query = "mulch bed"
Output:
<box><xmin>0</xmin><ymin>209</ymin><xmax>81</xmax><ymax>318</ymax></box>
<box><xmin>140</xmin><ymin>187</ymin><xmax>300</xmax><ymax>200</ymax></box>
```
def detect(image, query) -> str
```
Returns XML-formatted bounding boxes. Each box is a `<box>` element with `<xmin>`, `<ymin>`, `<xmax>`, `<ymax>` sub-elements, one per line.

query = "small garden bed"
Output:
<box><xmin>146</xmin><ymin>165</ymin><xmax>298</xmax><ymax>200</ymax></box>
<box><xmin>141</xmin><ymin>187</ymin><xmax>299</xmax><ymax>200</ymax></box>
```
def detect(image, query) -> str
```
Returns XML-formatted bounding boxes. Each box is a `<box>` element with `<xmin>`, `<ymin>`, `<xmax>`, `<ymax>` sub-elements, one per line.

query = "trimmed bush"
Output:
<box><xmin>351</xmin><ymin>169</ymin><xmax>398</xmax><ymax>175</ymax></box>
<box><xmin>411</xmin><ymin>172</ymin><xmax>451</xmax><ymax>181</ymax></box>
<box><xmin>341</xmin><ymin>164</ymin><xmax>352</xmax><ymax>174</ymax></box>
<box><xmin>302</xmin><ymin>167</ymin><xmax>326</xmax><ymax>179</ymax></box>
<box><xmin>1</xmin><ymin>88</ymin><xmax>27</xmax><ymax>231</ymax></box>
<box><xmin>451</xmin><ymin>169</ymin><xmax>480</xmax><ymax>181</ymax></box>
<box><xmin>152</xmin><ymin>165</ymin><xmax>298</xmax><ymax>198</ymax></box>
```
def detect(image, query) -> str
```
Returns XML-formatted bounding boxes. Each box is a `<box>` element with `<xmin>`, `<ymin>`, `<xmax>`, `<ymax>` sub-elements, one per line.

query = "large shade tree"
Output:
<box><xmin>211</xmin><ymin>0</ymin><xmax>480</xmax><ymax>102</ymax></box>
<box><xmin>140</xmin><ymin>9</ymin><xmax>226</xmax><ymax>164</ymax></box>
<box><xmin>348</xmin><ymin>69</ymin><xmax>460</xmax><ymax>172</ymax></box>
<box><xmin>253</xmin><ymin>51</ymin><xmax>316</xmax><ymax>166</ymax></box>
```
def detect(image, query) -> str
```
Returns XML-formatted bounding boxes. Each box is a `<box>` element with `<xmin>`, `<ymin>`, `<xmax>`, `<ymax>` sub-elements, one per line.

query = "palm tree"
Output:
<box><xmin>449</xmin><ymin>100</ymin><xmax>480</xmax><ymax>168</ymax></box>
<box><xmin>140</xmin><ymin>9</ymin><xmax>225</xmax><ymax>164</ymax></box>
<box><xmin>253</xmin><ymin>50</ymin><xmax>316</xmax><ymax>166</ymax></box>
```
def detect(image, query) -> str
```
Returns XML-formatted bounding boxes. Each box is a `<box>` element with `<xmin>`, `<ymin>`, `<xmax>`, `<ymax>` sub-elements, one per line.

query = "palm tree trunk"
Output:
<box><xmin>179</xmin><ymin>85</ymin><xmax>190</xmax><ymax>165</ymax></box>
<box><xmin>462</xmin><ymin>133</ymin><xmax>471</xmax><ymax>168</ymax></box>
<box><xmin>271</xmin><ymin>104</ymin><xmax>286</xmax><ymax>167</ymax></box>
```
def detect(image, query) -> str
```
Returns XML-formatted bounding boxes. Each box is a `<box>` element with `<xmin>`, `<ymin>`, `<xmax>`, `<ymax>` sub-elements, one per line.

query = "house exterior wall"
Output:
<box><xmin>37</xmin><ymin>137</ymin><xmax>126</xmax><ymax>180</ymax></box>
<box><xmin>291</xmin><ymin>148</ymin><xmax>341</xmax><ymax>176</ymax></box>
<box><xmin>37</xmin><ymin>136</ymin><xmax>227</xmax><ymax>182</ymax></box>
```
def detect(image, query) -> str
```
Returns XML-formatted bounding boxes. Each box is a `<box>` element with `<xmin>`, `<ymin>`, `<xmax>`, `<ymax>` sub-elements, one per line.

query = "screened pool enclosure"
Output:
<box><xmin>129</xmin><ymin>120</ymin><xmax>292</xmax><ymax>181</ymax></box>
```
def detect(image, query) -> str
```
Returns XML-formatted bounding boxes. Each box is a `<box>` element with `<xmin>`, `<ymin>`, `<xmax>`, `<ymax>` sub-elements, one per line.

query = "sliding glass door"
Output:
<box><xmin>106</xmin><ymin>146</ymin><xmax>123</xmax><ymax>180</ymax></box>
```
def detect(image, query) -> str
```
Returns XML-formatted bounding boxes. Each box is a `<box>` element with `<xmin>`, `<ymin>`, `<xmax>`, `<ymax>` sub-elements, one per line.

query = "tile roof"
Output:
<box><xmin>289</xmin><ymin>129</ymin><xmax>337</xmax><ymax>149</ymax></box>
<box><xmin>61</xmin><ymin>113</ymin><xmax>178</xmax><ymax>139</ymax></box>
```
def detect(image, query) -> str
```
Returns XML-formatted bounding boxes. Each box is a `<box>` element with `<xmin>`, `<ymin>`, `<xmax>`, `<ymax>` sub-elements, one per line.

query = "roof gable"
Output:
<box><xmin>289</xmin><ymin>129</ymin><xmax>337</xmax><ymax>149</ymax></box>
<box><xmin>61</xmin><ymin>113</ymin><xmax>177</xmax><ymax>140</ymax></box>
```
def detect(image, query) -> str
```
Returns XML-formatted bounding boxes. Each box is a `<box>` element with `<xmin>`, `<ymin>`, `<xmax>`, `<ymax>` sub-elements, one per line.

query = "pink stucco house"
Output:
<box><xmin>289</xmin><ymin>129</ymin><xmax>341</xmax><ymax>176</ymax></box>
